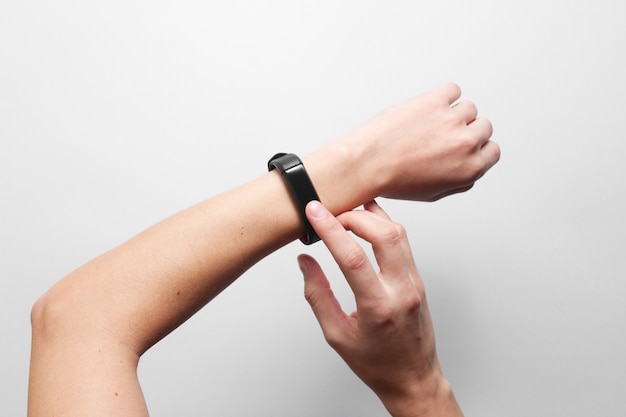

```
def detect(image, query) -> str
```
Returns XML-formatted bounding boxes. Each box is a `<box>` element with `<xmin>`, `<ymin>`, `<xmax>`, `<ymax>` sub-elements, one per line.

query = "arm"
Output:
<box><xmin>28</xmin><ymin>83</ymin><xmax>498</xmax><ymax>416</ymax></box>
<box><xmin>299</xmin><ymin>200</ymin><xmax>462</xmax><ymax>417</ymax></box>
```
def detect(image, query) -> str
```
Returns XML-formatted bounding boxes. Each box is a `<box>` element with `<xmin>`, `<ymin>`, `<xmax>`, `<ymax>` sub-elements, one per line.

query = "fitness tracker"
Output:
<box><xmin>267</xmin><ymin>153</ymin><xmax>321</xmax><ymax>245</ymax></box>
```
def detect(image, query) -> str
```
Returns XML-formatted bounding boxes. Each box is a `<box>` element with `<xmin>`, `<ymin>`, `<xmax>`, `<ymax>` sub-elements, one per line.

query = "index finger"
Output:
<box><xmin>305</xmin><ymin>201</ymin><xmax>383</xmax><ymax>303</ymax></box>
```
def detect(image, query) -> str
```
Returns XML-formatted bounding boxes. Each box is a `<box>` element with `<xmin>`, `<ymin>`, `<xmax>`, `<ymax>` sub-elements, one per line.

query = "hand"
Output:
<box><xmin>298</xmin><ymin>201</ymin><xmax>462</xmax><ymax>416</ymax></box>
<box><xmin>339</xmin><ymin>83</ymin><xmax>500</xmax><ymax>202</ymax></box>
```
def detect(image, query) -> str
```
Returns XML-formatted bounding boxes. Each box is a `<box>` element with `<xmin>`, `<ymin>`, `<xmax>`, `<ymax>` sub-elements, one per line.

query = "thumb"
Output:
<box><xmin>297</xmin><ymin>254</ymin><xmax>346</xmax><ymax>337</ymax></box>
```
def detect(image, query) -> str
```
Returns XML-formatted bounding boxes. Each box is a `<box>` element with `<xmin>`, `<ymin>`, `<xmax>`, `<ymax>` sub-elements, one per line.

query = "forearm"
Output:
<box><xmin>28</xmin><ymin>141</ymin><xmax>373</xmax><ymax>415</ymax></box>
<box><xmin>109</xmin><ymin>143</ymin><xmax>376</xmax><ymax>352</ymax></box>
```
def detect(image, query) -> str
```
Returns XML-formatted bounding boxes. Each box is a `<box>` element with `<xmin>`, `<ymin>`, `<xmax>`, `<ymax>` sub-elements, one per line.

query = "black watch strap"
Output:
<box><xmin>268</xmin><ymin>153</ymin><xmax>321</xmax><ymax>245</ymax></box>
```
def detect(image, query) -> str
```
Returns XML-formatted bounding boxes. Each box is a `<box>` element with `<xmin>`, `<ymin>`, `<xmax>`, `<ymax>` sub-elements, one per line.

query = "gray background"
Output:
<box><xmin>2</xmin><ymin>1</ymin><xmax>625</xmax><ymax>416</ymax></box>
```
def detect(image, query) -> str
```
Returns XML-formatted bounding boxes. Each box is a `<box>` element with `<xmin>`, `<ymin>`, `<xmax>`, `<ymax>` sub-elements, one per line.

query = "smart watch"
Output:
<box><xmin>267</xmin><ymin>153</ymin><xmax>321</xmax><ymax>245</ymax></box>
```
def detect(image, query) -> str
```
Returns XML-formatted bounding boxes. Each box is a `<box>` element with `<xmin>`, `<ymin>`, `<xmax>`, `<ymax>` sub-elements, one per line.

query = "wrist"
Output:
<box><xmin>379</xmin><ymin>373</ymin><xmax>463</xmax><ymax>417</ymax></box>
<box><xmin>303</xmin><ymin>135</ymin><xmax>385</xmax><ymax>215</ymax></box>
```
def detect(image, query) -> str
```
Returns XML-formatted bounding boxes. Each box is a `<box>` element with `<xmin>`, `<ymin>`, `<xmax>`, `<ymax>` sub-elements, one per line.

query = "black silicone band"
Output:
<box><xmin>268</xmin><ymin>153</ymin><xmax>321</xmax><ymax>245</ymax></box>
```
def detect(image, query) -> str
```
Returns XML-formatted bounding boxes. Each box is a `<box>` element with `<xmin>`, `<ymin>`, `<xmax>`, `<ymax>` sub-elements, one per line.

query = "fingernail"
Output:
<box><xmin>307</xmin><ymin>200</ymin><xmax>326</xmax><ymax>219</ymax></box>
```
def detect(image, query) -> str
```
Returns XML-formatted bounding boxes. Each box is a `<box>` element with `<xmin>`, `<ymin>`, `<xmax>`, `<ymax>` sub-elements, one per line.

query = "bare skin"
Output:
<box><xmin>301</xmin><ymin>200</ymin><xmax>462</xmax><ymax>417</ymax></box>
<box><xmin>28</xmin><ymin>83</ymin><xmax>499</xmax><ymax>416</ymax></box>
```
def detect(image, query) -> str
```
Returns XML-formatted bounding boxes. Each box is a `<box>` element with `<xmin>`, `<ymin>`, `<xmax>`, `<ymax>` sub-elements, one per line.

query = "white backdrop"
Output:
<box><xmin>2</xmin><ymin>1</ymin><xmax>625</xmax><ymax>416</ymax></box>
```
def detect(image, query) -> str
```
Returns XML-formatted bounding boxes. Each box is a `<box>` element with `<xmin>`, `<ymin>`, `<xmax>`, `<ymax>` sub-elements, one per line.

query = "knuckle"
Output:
<box><xmin>367</xmin><ymin>302</ymin><xmax>397</xmax><ymax>327</ymax></box>
<box><xmin>457</xmin><ymin>101</ymin><xmax>477</xmax><ymax>118</ymax></box>
<box><xmin>323</xmin><ymin>215</ymin><xmax>345</xmax><ymax>235</ymax></box>
<box><xmin>456</xmin><ymin>134</ymin><xmax>479</xmax><ymax>152</ymax></box>
<box><xmin>470</xmin><ymin>118</ymin><xmax>493</xmax><ymax>141</ymax></box>
<box><xmin>404</xmin><ymin>290</ymin><xmax>423</xmax><ymax>313</ymax></box>
<box><xmin>447</xmin><ymin>81</ymin><xmax>462</xmax><ymax>97</ymax></box>
<box><xmin>342</xmin><ymin>244</ymin><xmax>368</xmax><ymax>271</ymax></box>
<box><xmin>378</xmin><ymin>223</ymin><xmax>402</xmax><ymax>246</ymax></box>
<box><xmin>463</xmin><ymin>157</ymin><xmax>487</xmax><ymax>181</ymax></box>
<box><xmin>324</xmin><ymin>328</ymin><xmax>348</xmax><ymax>352</ymax></box>
<box><xmin>482</xmin><ymin>118</ymin><xmax>494</xmax><ymax>137</ymax></box>
<box><xmin>366</xmin><ymin>290</ymin><xmax>423</xmax><ymax>327</ymax></box>
<box><xmin>451</xmin><ymin>138</ymin><xmax>488</xmax><ymax>183</ymax></box>
<box><xmin>468</xmin><ymin>101</ymin><xmax>478</xmax><ymax>114</ymax></box>
<box><xmin>373</xmin><ymin>219</ymin><xmax>408</xmax><ymax>248</ymax></box>
<box><xmin>491</xmin><ymin>141</ymin><xmax>502</xmax><ymax>162</ymax></box>
<box><xmin>393</xmin><ymin>222</ymin><xmax>408</xmax><ymax>242</ymax></box>
<box><xmin>303</xmin><ymin>285</ymin><xmax>318</xmax><ymax>305</ymax></box>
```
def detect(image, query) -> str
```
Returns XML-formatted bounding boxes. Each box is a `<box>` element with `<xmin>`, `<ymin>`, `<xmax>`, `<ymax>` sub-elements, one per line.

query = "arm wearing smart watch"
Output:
<box><xmin>28</xmin><ymin>83</ymin><xmax>499</xmax><ymax>416</ymax></box>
